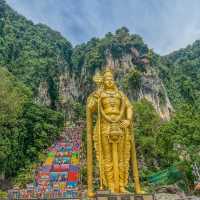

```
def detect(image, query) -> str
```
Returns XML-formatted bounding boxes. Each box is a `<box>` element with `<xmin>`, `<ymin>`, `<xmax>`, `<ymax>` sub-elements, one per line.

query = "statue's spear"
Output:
<box><xmin>92</xmin><ymin>72</ymin><xmax>104</xmax><ymax>190</ymax></box>
<box><xmin>87</xmin><ymin>72</ymin><xmax>103</xmax><ymax>197</ymax></box>
<box><xmin>98</xmin><ymin>97</ymin><xmax>104</xmax><ymax>190</ymax></box>
<box><xmin>86</xmin><ymin>103</ymin><xmax>94</xmax><ymax>197</ymax></box>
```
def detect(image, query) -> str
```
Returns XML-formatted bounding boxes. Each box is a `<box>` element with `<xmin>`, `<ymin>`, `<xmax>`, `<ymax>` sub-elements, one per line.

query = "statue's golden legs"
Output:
<box><xmin>123</xmin><ymin>135</ymin><xmax>131</xmax><ymax>188</ymax></box>
<box><xmin>102</xmin><ymin>134</ymin><xmax>114</xmax><ymax>192</ymax></box>
<box><xmin>119</xmin><ymin>137</ymin><xmax>127</xmax><ymax>193</ymax></box>
<box><xmin>112</xmin><ymin>142</ymin><xmax>120</xmax><ymax>192</ymax></box>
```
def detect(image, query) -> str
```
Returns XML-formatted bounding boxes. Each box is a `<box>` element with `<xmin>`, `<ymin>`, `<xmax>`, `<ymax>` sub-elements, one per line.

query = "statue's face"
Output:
<box><xmin>104</xmin><ymin>76</ymin><xmax>115</xmax><ymax>89</ymax></box>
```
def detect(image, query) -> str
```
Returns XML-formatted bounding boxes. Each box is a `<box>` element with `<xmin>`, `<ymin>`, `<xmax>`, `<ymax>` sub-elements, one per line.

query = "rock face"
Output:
<box><xmin>58</xmin><ymin>51</ymin><xmax>173</xmax><ymax>120</ymax></box>
<box><xmin>35</xmin><ymin>81</ymin><xmax>51</xmax><ymax>106</ymax></box>
<box><xmin>105</xmin><ymin>53</ymin><xmax>173</xmax><ymax>120</ymax></box>
<box><xmin>58</xmin><ymin>73</ymin><xmax>79</xmax><ymax>105</ymax></box>
<box><xmin>139</xmin><ymin>72</ymin><xmax>173</xmax><ymax>120</ymax></box>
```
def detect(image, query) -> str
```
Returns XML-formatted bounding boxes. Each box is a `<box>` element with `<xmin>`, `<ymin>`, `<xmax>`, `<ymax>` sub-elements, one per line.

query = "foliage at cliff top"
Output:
<box><xmin>158</xmin><ymin>40</ymin><xmax>200</xmax><ymax>107</ymax></box>
<box><xmin>72</xmin><ymin>27</ymin><xmax>148</xmax><ymax>73</ymax></box>
<box><xmin>0</xmin><ymin>0</ymin><xmax>72</xmax><ymax>107</ymax></box>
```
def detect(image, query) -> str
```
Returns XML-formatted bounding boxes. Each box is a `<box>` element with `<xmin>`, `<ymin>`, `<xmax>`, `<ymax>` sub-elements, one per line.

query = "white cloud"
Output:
<box><xmin>6</xmin><ymin>0</ymin><xmax>200</xmax><ymax>55</ymax></box>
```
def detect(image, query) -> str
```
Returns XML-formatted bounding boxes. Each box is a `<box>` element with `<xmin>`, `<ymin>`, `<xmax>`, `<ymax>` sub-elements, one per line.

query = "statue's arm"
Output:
<box><xmin>86</xmin><ymin>95</ymin><xmax>97</xmax><ymax>135</ymax></box>
<box><xmin>123</xmin><ymin>94</ymin><xmax>133</xmax><ymax>121</ymax></box>
<box><xmin>126</xmin><ymin>99</ymin><xmax>133</xmax><ymax>121</ymax></box>
<box><xmin>86</xmin><ymin>94</ymin><xmax>98</xmax><ymax>136</ymax></box>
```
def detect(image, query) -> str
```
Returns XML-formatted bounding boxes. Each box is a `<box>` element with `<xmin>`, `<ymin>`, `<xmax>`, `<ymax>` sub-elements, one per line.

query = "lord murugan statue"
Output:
<box><xmin>86</xmin><ymin>68</ymin><xmax>142</xmax><ymax>197</ymax></box>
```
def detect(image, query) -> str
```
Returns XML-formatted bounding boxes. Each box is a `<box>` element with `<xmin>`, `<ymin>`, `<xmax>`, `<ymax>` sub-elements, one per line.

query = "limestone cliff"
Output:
<box><xmin>56</xmin><ymin>28</ymin><xmax>174</xmax><ymax>120</ymax></box>
<box><xmin>105</xmin><ymin>52</ymin><xmax>173</xmax><ymax>120</ymax></box>
<box><xmin>56</xmin><ymin>51</ymin><xmax>173</xmax><ymax>120</ymax></box>
<box><xmin>0</xmin><ymin>4</ymin><xmax>174</xmax><ymax>121</ymax></box>
<box><xmin>35</xmin><ymin>81</ymin><xmax>51</xmax><ymax>106</ymax></box>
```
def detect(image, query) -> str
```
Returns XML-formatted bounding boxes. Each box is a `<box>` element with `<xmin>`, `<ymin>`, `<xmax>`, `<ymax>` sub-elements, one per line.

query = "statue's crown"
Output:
<box><xmin>103</xmin><ymin>67</ymin><xmax>114</xmax><ymax>78</ymax></box>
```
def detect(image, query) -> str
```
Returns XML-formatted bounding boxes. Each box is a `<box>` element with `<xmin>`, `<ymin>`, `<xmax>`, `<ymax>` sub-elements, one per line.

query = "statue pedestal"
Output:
<box><xmin>95</xmin><ymin>191</ymin><xmax>154</xmax><ymax>200</ymax></box>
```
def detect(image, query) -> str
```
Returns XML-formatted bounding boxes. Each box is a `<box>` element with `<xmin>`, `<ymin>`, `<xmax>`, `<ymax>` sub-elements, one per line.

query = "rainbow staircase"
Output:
<box><xmin>9</xmin><ymin>124</ymin><xmax>83</xmax><ymax>199</ymax></box>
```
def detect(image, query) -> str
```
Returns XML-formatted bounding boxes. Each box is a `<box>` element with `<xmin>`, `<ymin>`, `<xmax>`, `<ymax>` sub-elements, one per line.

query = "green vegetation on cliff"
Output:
<box><xmin>0</xmin><ymin>0</ymin><xmax>72</xmax><ymax>108</ymax></box>
<box><xmin>0</xmin><ymin>67</ymin><xmax>64</xmax><ymax>184</ymax></box>
<box><xmin>158</xmin><ymin>41</ymin><xmax>200</xmax><ymax>107</ymax></box>
<box><xmin>134</xmin><ymin>100</ymin><xmax>200</xmax><ymax>188</ymax></box>
<box><xmin>72</xmin><ymin>27</ymin><xmax>148</xmax><ymax>74</ymax></box>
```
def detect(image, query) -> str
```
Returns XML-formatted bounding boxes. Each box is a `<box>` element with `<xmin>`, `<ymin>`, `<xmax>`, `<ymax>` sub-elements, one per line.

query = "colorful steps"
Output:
<box><xmin>9</xmin><ymin>125</ymin><xmax>83</xmax><ymax>199</ymax></box>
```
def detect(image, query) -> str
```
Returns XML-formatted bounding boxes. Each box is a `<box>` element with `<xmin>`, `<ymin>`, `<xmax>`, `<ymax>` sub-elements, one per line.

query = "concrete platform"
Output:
<box><xmin>95</xmin><ymin>191</ymin><xmax>154</xmax><ymax>200</ymax></box>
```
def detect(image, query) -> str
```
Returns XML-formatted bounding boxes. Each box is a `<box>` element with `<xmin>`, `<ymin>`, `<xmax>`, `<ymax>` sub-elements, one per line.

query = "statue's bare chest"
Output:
<box><xmin>100</xmin><ymin>91</ymin><xmax>121</xmax><ymax>114</ymax></box>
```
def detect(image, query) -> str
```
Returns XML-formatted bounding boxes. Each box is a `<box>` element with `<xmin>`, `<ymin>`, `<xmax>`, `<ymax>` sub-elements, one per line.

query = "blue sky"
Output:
<box><xmin>6</xmin><ymin>0</ymin><xmax>200</xmax><ymax>55</ymax></box>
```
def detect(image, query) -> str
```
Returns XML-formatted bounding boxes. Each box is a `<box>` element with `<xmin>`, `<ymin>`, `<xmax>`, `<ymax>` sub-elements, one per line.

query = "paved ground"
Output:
<box><xmin>155</xmin><ymin>193</ymin><xmax>200</xmax><ymax>200</ymax></box>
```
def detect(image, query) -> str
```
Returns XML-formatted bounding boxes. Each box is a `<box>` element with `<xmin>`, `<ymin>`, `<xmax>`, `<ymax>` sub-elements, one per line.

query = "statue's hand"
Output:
<box><xmin>120</xmin><ymin>120</ymin><xmax>130</xmax><ymax>128</ymax></box>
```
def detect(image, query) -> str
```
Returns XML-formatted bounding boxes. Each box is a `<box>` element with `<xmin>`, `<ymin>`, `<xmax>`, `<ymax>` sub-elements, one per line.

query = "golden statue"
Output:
<box><xmin>87</xmin><ymin>68</ymin><xmax>142</xmax><ymax>197</ymax></box>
